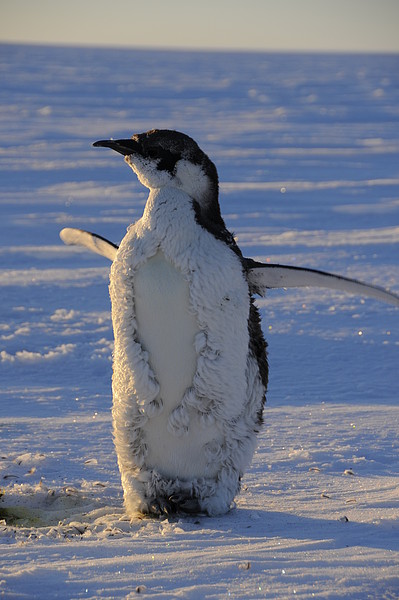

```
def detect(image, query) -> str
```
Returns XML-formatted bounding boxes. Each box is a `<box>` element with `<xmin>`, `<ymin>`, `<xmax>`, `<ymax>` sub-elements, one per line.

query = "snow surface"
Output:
<box><xmin>1</xmin><ymin>44</ymin><xmax>399</xmax><ymax>599</ymax></box>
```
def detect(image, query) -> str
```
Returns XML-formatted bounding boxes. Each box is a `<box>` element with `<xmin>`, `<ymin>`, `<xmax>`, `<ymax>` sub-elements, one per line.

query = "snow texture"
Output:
<box><xmin>1</xmin><ymin>44</ymin><xmax>398</xmax><ymax>599</ymax></box>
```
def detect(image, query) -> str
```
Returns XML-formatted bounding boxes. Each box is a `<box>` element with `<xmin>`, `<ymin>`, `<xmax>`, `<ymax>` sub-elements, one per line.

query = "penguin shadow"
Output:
<box><xmin>221</xmin><ymin>507</ymin><xmax>399</xmax><ymax>552</ymax></box>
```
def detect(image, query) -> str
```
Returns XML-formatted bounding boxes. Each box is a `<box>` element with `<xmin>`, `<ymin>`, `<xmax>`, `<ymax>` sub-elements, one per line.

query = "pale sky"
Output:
<box><xmin>1</xmin><ymin>0</ymin><xmax>399</xmax><ymax>53</ymax></box>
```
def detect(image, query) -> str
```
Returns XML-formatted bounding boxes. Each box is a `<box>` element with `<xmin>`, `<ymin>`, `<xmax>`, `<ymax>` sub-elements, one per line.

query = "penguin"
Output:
<box><xmin>60</xmin><ymin>129</ymin><xmax>399</xmax><ymax>517</ymax></box>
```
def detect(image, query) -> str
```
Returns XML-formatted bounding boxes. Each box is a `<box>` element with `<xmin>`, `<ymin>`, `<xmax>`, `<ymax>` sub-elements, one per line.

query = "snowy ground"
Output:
<box><xmin>1</xmin><ymin>44</ymin><xmax>398</xmax><ymax>599</ymax></box>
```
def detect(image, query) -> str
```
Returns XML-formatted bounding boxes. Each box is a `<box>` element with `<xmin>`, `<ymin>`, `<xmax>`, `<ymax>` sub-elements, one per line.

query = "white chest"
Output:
<box><xmin>134</xmin><ymin>251</ymin><xmax>198</xmax><ymax>411</ymax></box>
<box><xmin>133</xmin><ymin>251</ymin><xmax>222</xmax><ymax>479</ymax></box>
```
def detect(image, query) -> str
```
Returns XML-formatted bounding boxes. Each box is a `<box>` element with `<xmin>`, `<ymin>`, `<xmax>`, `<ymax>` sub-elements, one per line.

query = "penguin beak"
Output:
<box><xmin>93</xmin><ymin>138</ymin><xmax>142</xmax><ymax>156</ymax></box>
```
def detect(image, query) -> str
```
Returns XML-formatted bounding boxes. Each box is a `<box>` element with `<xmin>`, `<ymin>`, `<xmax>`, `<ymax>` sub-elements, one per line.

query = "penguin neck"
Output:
<box><xmin>142</xmin><ymin>187</ymin><xmax>194</xmax><ymax>222</ymax></box>
<box><xmin>142</xmin><ymin>186</ymin><xmax>226</xmax><ymax>243</ymax></box>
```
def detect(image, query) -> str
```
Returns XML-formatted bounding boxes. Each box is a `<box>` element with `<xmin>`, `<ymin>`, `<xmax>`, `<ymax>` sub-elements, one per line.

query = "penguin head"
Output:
<box><xmin>93</xmin><ymin>129</ymin><xmax>219</xmax><ymax>214</ymax></box>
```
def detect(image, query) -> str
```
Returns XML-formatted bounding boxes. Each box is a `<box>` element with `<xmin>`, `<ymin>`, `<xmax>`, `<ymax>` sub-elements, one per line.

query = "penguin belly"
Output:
<box><xmin>134</xmin><ymin>251</ymin><xmax>222</xmax><ymax>480</ymax></box>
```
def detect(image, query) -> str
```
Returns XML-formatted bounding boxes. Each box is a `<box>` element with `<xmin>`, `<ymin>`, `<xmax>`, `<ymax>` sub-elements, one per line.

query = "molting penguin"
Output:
<box><xmin>60</xmin><ymin>129</ymin><xmax>399</xmax><ymax>517</ymax></box>
<box><xmin>98</xmin><ymin>129</ymin><xmax>268</xmax><ymax>517</ymax></box>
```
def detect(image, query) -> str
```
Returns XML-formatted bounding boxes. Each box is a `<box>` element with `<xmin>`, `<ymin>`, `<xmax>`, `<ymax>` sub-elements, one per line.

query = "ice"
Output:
<box><xmin>0</xmin><ymin>43</ymin><xmax>398</xmax><ymax>599</ymax></box>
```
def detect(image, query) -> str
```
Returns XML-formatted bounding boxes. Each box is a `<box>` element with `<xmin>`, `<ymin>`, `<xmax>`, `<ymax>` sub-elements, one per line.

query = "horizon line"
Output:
<box><xmin>1</xmin><ymin>39</ymin><xmax>399</xmax><ymax>56</ymax></box>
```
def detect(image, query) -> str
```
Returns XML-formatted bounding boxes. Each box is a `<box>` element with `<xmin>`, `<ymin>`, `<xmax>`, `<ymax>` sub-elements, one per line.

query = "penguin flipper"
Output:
<box><xmin>246</xmin><ymin>260</ymin><xmax>399</xmax><ymax>307</ymax></box>
<box><xmin>59</xmin><ymin>228</ymin><xmax>118</xmax><ymax>261</ymax></box>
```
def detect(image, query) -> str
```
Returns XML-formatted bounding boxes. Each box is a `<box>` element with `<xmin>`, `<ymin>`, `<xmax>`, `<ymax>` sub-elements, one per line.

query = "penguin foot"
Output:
<box><xmin>147</xmin><ymin>498</ymin><xmax>172</xmax><ymax>516</ymax></box>
<box><xmin>144</xmin><ymin>493</ymin><xmax>202</xmax><ymax>517</ymax></box>
<box><xmin>168</xmin><ymin>494</ymin><xmax>202</xmax><ymax>514</ymax></box>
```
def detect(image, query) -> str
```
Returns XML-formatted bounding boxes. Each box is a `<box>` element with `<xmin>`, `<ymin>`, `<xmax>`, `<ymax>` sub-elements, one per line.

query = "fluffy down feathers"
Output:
<box><xmin>110</xmin><ymin>186</ymin><xmax>266</xmax><ymax>516</ymax></box>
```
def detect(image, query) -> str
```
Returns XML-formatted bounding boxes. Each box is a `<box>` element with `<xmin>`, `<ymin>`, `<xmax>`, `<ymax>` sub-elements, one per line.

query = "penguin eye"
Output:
<box><xmin>147</xmin><ymin>146</ymin><xmax>165</xmax><ymax>160</ymax></box>
<box><xmin>148</xmin><ymin>147</ymin><xmax>178</xmax><ymax>173</ymax></box>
